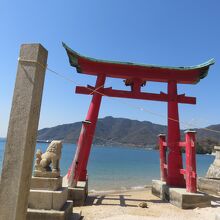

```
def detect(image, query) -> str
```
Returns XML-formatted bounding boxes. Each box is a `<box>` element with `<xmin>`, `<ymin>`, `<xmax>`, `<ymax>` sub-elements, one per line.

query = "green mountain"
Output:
<box><xmin>37</xmin><ymin>116</ymin><xmax>220</xmax><ymax>153</ymax></box>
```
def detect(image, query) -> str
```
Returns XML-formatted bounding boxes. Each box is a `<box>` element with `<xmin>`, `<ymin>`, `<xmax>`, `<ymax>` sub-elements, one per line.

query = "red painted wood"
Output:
<box><xmin>162</xmin><ymin>141</ymin><xmax>167</xmax><ymax>147</ymax></box>
<box><xmin>75</xmin><ymin>86</ymin><xmax>196</xmax><ymax>104</ymax></box>
<box><xmin>67</xmin><ymin>74</ymin><xmax>106</xmax><ymax>187</ymax></box>
<box><xmin>77</xmin><ymin>56</ymin><xmax>206</xmax><ymax>84</ymax></box>
<box><xmin>67</xmin><ymin>120</ymin><xmax>90</xmax><ymax>186</ymax></box>
<box><xmin>158</xmin><ymin>134</ymin><xmax>167</xmax><ymax>182</ymax></box>
<box><xmin>167</xmin><ymin>81</ymin><xmax>186</xmax><ymax>187</ymax></box>
<box><xmin>178</xmin><ymin>141</ymin><xmax>186</xmax><ymax>147</ymax></box>
<box><xmin>180</xmin><ymin>169</ymin><xmax>186</xmax><ymax>175</ymax></box>
<box><xmin>185</xmin><ymin>131</ymin><xmax>197</xmax><ymax>193</ymax></box>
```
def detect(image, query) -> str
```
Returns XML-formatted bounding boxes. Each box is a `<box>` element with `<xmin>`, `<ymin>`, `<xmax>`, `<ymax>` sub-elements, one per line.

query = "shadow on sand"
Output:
<box><xmin>85</xmin><ymin>193</ymin><xmax>168</xmax><ymax>207</ymax></box>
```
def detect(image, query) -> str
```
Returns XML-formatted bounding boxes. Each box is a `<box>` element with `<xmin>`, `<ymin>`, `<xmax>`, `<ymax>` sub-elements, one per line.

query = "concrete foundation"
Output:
<box><xmin>28</xmin><ymin>176</ymin><xmax>79</xmax><ymax>220</ymax></box>
<box><xmin>169</xmin><ymin>188</ymin><xmax>211</xmax><ymax>209</ymax></box>
<box><xmin>27</xmin><ymin>200</ymin><xmax>73</xmax><ymax>220</ymax></box>
<box><xmin>34</xmin><ymin>170</ymin><xmax>60</xmax><ymax>178</ymax></box>
<box><xmin>151</xmin><ymin>180</ymin><xmax>169</xmax><ymax>200</ymax></box>
<box><xmin>29</xmin><ymin>187</ymin><xmax>68</xmax><ymax>210</ymax></box>
<box><xmin>198</xmin><ymin>177</ymin><xmax>220</xmax><ymax>196</ymax></box>
<box><xmin>68</xmin><ymin>181</ymin><xmax>88</xmax><ymax>206</ymax></box>
<box><xmin>31</xmin><ymin>176</ymin><xmax>62</xmax><ymax>191</ymax></box>
<box><xmin>152</xmin><ymin>180</ymin><xmax>211</xmax><ymax>209</ymax></box>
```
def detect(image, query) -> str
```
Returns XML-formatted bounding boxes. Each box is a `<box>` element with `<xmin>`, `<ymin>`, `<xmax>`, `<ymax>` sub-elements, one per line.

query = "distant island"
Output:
<box><xmin>37</xmin><ymin>116</ymin><xmax>220</xmax><ymax>154</ymax></box>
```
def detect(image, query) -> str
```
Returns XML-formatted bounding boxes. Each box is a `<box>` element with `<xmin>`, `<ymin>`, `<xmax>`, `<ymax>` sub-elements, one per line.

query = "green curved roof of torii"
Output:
<box><xmin>63</xmin><ymin>42</ymin><xmax>215</xmax><ymax>84</ymax></box>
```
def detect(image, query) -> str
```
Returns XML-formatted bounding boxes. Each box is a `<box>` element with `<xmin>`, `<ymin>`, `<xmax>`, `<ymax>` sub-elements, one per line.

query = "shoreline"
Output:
<box><xmin>63</xmin><ymin>174</ymin><xmax>152</xmax><ymax>194</ymax></box>
<box><xmin>88</xmin><ymin>185</ymin><xmax>152</xmax><ymax>195</ymax></box>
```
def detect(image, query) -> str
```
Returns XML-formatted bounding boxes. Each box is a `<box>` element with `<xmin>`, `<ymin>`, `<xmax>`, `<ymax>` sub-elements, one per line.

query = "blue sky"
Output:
<box><xmin>0</xmin><ymin>0</ymin><xmax>220</xmax><ymax>137</ymax></box>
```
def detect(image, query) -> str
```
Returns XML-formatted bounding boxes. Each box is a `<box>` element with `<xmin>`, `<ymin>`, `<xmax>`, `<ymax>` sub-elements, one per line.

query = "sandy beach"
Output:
<box><xmin>73</xmin><ymin>188</ymin><xmax>220</xmax><ymax>220</ymax></box>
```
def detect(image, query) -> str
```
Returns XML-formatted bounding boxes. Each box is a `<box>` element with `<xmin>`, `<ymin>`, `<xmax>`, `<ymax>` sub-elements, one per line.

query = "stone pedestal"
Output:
<box><xmin>68</xmin><ymin>180</ymin><xmax>88</xmax><ymax>206</ymax></box>
<box><xmin>152</xmin><ymin>180</ymin><xmax>211</xmax><ymax>209</ymax></box>
<box><xmin>198</xmin><ymin>146</ymin><xmax>220</xmax><ymax>196</ymax></box>
<box><xmin>31</xmin><ymin>176</ymin><xmax>63</xmax><ymax>191</ymax></box>
<box><xmin>34</xmin><ymin>170</ymin><xmax>61</xmax><ymax>178</ymax></box>
<box><xmin>27</xmin><ymin>201</ymin><xmax>73</xmax><ymax>220</ymax></box>
<box><xmin>27</xmin><ymin>141</ymin><xmax>81</xmax><ymax>220</ymax></box>
<box><xmin>27</xmin><ymin>176</ymin><xmax>74</xmax><ymax>220</ymax></box>
<box><xmin>198</xmin><ymin>177</ymin><xmax>220</xmax><ymax>195</ymax></box>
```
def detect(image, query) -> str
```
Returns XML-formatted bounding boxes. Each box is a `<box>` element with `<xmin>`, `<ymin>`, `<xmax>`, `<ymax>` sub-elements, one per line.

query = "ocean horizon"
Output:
<box><xmin>0</xmin><ymin>140</ymin><xmax>215</xmax><ymax>192</ymax></box>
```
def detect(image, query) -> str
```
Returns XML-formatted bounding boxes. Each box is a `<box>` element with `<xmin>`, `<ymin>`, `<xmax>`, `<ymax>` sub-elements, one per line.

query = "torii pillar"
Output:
<box><xmin>67</xmin><ymin>74</ymin><xmax>106</xmax><ymax>187</ymax></box>
<box><xmin>167</xmin><ymin>81</ymin><xmax>185</xmax><ymax>187</ymax></box>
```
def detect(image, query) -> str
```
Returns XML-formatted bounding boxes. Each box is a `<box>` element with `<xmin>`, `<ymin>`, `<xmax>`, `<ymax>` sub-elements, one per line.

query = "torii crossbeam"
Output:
<box><xmin>63</xmin><ymin>42</ymin><xmax>214</xmax><ymax>188</ymax></box>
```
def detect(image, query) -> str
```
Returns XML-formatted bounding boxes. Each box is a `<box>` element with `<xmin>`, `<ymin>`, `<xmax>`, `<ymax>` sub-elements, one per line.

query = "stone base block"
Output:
<box><xmin>71</xmin><ymin>210</ymin><xmax>82</xmax><ymax>220</ymax></box>
<box><xmin>152</xmin><ymin>180</ymin><xmax>211</xmax><ymax>209</ymax></box>
<box><xmin>68</xmin><ymin>181</ymin><xmax>88</xmax><ymax>206</ymax></box>
<box><xmin>169</xmin><ymin>188</ymin><xmax>211</xmax><ymax>209</ymax></box>
<box><xmin>27</xmin><ymin>200</ymin><xmax>73</xmax><ymax>220</ymax></box>
<box><xmin>28</xmin><ymin>187</ymin><xmax>68</xmax><ymax>210</ymax></box>
<box><xmin>151</xmin><ymin>180</ymin><xmax>169</xmax><ymax>200</ymax></box>
<box><xmin>31</xmin><ymin>176</ymin><xmax>62</xmax><ymax>191</ymax></box>
<box><xmin>76</xmin><ymin>180</ymin><xmax>88</xmax><ymax>195</ymax></box>
<box><xmin>34</xmin><ymin>170</ymin><xmax>60</xmax><ymax>178</ymax></box>
<box><xmin>198</xmin><ymin>177</ymin><xmax>220</xmax><ymax>196</ymax></box>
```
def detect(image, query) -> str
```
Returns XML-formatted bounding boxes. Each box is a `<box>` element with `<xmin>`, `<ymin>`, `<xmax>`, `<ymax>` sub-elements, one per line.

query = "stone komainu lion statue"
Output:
<box><xmin>35</xmin><ymin>140</ymin><xmax>62</xmax><ymax>172</ymax></box>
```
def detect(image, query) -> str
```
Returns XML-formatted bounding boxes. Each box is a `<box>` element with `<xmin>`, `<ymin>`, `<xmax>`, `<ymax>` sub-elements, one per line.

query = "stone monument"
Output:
<box><xmin>198</xmin><ymin>146</ymin><xmax>220</xmax><ymax>196</ymax></box>
<box><xmin>27</xmin><ymin>140</ymin><xmax>78</xmax><ymax>220</ymax></box>
<box><xmin>0</xmin><ymin>44</ymin><xmax>48</xmax><ymax>220</ymax></box>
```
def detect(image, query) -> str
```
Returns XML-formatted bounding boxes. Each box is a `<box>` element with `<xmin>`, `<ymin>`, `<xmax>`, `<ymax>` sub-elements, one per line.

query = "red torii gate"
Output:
<box><xmin>63</xmin><ymin>43</ymin><xmax>214</xmax><ymax>190</ymax></box>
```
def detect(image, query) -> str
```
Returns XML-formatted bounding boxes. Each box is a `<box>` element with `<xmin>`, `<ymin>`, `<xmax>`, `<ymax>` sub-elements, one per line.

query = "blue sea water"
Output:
<box><xmin>0</xmin><ymin>140</ymin><xmax>215</xmax><ymax>191</ymax></box>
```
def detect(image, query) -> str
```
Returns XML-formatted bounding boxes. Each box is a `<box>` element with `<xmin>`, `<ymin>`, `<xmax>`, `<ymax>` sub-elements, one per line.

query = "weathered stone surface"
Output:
<box><xmin>206</xmin><ymin>146</ymin><xmax>220</xmax><ymax>179</ymax></box>
<box><xmin>34</xmin><ymin>140</ymin><xmax>62</xmax><ymax>177</ymax></box>
<box><xmin>207</xmin><ymin>164</ymin><xmax>220</xmax><ymax>179</ymax></box>
<box><xmin>198</xmin><ymin>177</ymin><xmax>220</xmax><ymax>195</ymax></box>
<box><xmin>152</xmin><ymin>180</ymin><xmax>211</xmax><ymax>209</ymax></box>
<box><xmin>52</xmin><ymin>188</ymin><xmax>69</xmax><ymax>210</ymax></box>
<box><xmin>34</xmin><ymin>170</ymin><xmax>60</xmax><ymax>178</ymax></box>
<box><xmin>151</xmin><ymin>180</ymin><xmax>168</xmax><ymax>200</ymax></box>
<box><xmin>77</xmin><ymin>180</ymin><xmax>88</xmax><ymax>195</ymax></box>
<box><xmin>198</xmin><ymin>146</ymin><xmax>220</xmax><ymax>196</ymax></box>
<box><xmin>31</xmin><ymin>176</ymin><xmax>62</xmax><ymax>190</ymax></box>
<box><xmin>68</xmin><ymin>180</ymin><xmax>88</xmax><ymax>206</ymax></box>
<box><xmin>28</xmin><ymin>145</ymin><xmax>73</xmax><ymax>219</ymax></box>
<box><xmin>28</xmin><ymin>187</ymin><xmax>68</xmax><ymax>210</ymax></box>
<box><xmin>169</xmin><ymin>188</ymin><xmax>211</xmax><ymax>209</ymax></box>
<box><xmin>29</xmin><ymin>189</ymin><xmax>52</xmax><ymax>210</ymax></box>
<box><xmin>71</xmin><ymin>210</ymin><xmax>82</xmax><ymax>220</ymax></box>
<box><xmin>0</xmin><ymin>44</ymin><xmax>48</xmax><ymax>220</ymax></box>
<box><xmin>27</xmin><ymin>200</ymin><xmax>74</xmax><ymax>220</ymax></box>
<box><xmin>68</xmin><ymin>188</ymin><xmax>86</xmax><ymax>207</ymax></box>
